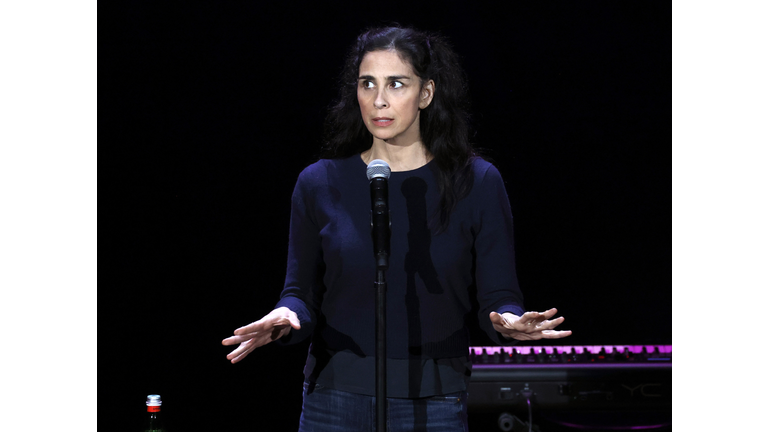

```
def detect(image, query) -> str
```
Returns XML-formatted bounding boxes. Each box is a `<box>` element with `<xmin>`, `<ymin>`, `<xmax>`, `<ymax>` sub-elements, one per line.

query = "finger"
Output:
<box><xmin>229</xmin><ymin>325</ymin><xmax>292</xmax><ymax>359</ymax></box>
<box><xmin>528</xmin><ymin>309</ymin><xmax>561</xmax><ymax>327</ymax></box>
<box><xmin>521</xmin><ymin>308</ymin><xmax>558</xmax><ymax>324</ymax></box>
<box><xmin>227</xmin><ymin>330</ymin><xmax>276</xmax><ymax>361</ymax></box>
<box><xmin>222</xmin><ymin>332</ymin><xmax>260</xmax><ymax>346</ymax></box>
<box><xmin>529</xmin><ymin>316</ymin><xmax>565</xmax><ymax>331</ymax></box>
<box><xmin>234</xmin><ymin>318</ymin><xmax>268</xmax><ymax>336</ymax></box>
<box><xmin>540</xmin><ymin>329</ymin><xmax>572</xmax><ymax>339</ymax></box>
<box><xmin>226</xmin><ymin>331</ymin><xmax>272</xmax><ymax>360</ymax></box>
<box><xmin>518</xmin><ymin>311</ymin><xmax>542</xmax><ymax>325</ymax></box>
<box><xmin>227</xmin><ymin>340</ymin><xmax>255</xmax><ymax>362</ymax></box>
<box><xmin>235</xmin><ymin>313</ymin><xmax>283</xmax><ymax>335</ymax></box>
<box><xmin>235</xmin><ymin>309</ymin><xmax>302</xmax><ymax>335</ymax></box>
<box><xmin>539</xmin><ymin>308</ymin><xmax>558</xmax><ymax>319</ymax></box>
<box><xmin>230</xmin><ymin>343</ymin><xmax>257</xmax><ymax>364</ymax></box>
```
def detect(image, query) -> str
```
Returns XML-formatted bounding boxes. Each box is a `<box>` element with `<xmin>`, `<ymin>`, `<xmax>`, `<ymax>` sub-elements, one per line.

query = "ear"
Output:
<box><xmin>419</xmin><ymin>79</ymin><xmax>435</xmax><ymax>109</ymax></box>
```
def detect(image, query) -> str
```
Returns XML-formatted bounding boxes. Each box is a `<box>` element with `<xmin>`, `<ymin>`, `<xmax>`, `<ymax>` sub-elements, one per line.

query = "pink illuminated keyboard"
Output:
<box><xmin>469</xmin><ymin>344</ymin><xmax>672</xmax><ymax>366</ymax></box>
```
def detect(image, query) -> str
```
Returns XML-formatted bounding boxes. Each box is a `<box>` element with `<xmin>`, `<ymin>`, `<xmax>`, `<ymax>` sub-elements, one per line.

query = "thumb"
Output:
<box><xmin>273</xmin><ymin>310</ymin><xmax>301</xmax><ymax>330</ymax></box>
<box><xmin>490</xmin><ymin>311</ymin><xmax>516</xmax><ymax>327</ymax></box>
<box><xmin>288</xmin><ymin>313</ymin><xmax>301</xmax><ymax>330</ymax></box>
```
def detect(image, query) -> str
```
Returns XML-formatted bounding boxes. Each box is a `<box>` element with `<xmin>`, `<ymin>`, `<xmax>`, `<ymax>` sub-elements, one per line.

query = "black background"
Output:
<box><xmin>101</xmin><ymin>1</ymin><xmax>670</xmax><ymax>430</ymax></box>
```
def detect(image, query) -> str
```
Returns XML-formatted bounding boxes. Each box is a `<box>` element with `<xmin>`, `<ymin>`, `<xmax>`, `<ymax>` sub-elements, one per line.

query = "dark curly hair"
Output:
<box><xmin>320</xmin><ymin>25</ymin><xmax>478</xmax><ymax>233</ymax></box>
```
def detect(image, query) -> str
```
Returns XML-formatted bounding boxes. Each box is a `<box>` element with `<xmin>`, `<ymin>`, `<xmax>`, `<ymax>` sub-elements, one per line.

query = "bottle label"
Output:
<box><xmin>147</xmin><ymin>406</ymin><xmax>161</xmax><ymax>412</ymax></box>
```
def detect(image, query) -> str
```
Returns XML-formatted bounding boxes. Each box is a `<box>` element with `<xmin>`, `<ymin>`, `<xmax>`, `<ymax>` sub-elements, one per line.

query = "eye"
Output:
<box><xmin>362</xmin><ymin>80</ymin><xmax>375</xmax><ymax>89</ymax></box>
<box><xmin>391</xmin><ymin>81</ymin><xmax>403</xmax><ymax>89</ymax></box>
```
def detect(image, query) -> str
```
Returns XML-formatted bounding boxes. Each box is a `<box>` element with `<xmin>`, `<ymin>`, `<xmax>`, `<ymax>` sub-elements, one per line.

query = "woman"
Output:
<box><xmin>222</xmin><ymin>26</ymin><xmax>571</xmax><ymax>431</ymax></box>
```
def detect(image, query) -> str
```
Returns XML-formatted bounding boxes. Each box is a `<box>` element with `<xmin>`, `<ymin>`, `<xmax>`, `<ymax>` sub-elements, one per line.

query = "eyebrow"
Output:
<box><xmin>358</xmin><ymin>75</ymin><xmax>412</xmax><ymax>81</ymax></box>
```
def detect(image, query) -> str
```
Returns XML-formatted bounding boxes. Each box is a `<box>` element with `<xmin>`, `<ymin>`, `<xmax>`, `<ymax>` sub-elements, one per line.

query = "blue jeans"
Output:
<box><xmin>298</xmin><ymin>382</ymin><xmax>469</xmax><ymax>432</ymax></box>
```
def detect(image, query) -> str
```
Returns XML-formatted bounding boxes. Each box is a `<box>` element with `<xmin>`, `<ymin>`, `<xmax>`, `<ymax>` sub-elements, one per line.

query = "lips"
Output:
<box><xmin>373</xmin><ymin>117</ymin><xmax>394</xmax><ymax>127</ymax></box>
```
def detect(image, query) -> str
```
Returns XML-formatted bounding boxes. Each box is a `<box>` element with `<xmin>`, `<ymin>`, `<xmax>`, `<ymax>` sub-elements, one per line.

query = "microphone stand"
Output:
<box><xmin>375</xmin><ymin>268</ymin><xmax>386</xmax><ymax>432</ymax></box>
<box><xmin>368</xmin><ymin>162</ymin><xmax>390</xmax><ymax>432</ymax></box>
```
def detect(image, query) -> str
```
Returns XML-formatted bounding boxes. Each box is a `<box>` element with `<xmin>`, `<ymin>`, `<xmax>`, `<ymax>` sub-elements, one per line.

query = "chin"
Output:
<box><xmin>369</xmin><ymin>131</ymin><xmax>395</xmax><ymax>141</ymax></box>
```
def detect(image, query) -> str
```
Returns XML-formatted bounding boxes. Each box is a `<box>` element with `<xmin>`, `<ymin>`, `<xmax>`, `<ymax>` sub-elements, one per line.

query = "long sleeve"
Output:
<box><xmin>472</xmin><ymin>163</ymin><xmax>526</xmax><ymax>345</ymax></box>
<box><xmin>274</xmin><ymin>167</ymin><xmax>324</xmax><ymax>345</ymax></box>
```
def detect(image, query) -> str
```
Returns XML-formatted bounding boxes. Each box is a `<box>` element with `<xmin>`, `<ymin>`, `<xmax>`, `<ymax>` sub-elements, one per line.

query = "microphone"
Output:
<box><xmin>366</xmin><ymin>159</ymin><xmax>391</xmax><ymax>270</ymax></box>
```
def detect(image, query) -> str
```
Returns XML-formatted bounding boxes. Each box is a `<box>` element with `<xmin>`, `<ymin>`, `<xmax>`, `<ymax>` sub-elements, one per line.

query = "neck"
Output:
<box><xmin>362</xmin><ymin>138</ymin><xmax>432</xmax><ymax>172</ymax></box>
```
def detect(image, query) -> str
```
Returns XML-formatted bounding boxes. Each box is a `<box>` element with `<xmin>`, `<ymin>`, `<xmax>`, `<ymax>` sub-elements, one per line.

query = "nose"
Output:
<box><xmin>374</xmin><ymin>89</ymin><xmax>388</xmax><ymax>109</ymax></box>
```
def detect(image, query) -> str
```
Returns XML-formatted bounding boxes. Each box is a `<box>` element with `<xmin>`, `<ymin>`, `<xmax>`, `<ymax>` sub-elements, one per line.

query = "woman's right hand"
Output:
<box><xmin>221</xmin><ymin>307</ymin><xmax>301</xmax><ymax>364</ymax></box>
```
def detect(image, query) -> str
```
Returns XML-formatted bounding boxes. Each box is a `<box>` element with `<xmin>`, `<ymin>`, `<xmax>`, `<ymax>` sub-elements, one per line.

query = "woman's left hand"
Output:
<box><xmin>489</xmin><ymin>308</ymin><xmax>572</xmax><ymax>341</ymax></box>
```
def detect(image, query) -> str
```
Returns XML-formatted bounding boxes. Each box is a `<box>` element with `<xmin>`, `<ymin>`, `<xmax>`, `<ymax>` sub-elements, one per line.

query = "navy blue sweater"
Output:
<box><xmin>275</xmin><ymin>155</ymin><xmax>525</xmax><ymax>396</ymax></box>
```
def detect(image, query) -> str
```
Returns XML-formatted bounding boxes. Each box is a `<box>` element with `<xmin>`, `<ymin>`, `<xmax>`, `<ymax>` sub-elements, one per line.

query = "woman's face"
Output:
<box><xmin>357</xmin><ymin>50</ymin><xmax>434</xmax><ymax>145</ymax></box>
